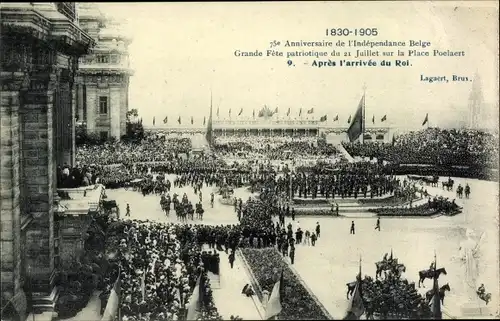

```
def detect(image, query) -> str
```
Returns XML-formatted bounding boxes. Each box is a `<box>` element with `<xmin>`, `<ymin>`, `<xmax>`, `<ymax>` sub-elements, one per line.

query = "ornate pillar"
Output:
<box><xmin>20</xmin><ymin>66</ymin><xmax>58</xmax><ymax>311</ymax></box>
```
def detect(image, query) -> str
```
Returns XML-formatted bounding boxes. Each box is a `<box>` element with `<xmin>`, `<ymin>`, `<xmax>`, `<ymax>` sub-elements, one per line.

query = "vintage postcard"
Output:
<box><xmin>0</xmin><ymin>1</ymin><xmax>498</xmax><ymax>321</ymax></box>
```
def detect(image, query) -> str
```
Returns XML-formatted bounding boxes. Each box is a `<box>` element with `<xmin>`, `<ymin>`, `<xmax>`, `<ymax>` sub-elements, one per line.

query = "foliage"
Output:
<box><xmin>123</xmin><ymin>119</ymin><xmax>145</xmax><ymax>143</ymax></box>
<box><xmin>241</xmin><ymin>248</ymin><xmax>330</xmax><ymax>320</ymax></box>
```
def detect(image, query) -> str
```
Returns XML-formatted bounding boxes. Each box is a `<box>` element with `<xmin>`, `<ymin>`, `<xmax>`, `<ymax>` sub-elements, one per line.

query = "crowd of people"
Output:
<box><xmin>76</xmin><ymin>137</ymin><xmax>191</xmax><ymax>166</ymax></box>
<box><xmin>101</xmin><ymin>219</ymin><xmax>223</xmax><ymax>321</ymax></box>
<box><xmin>356</xmin><ymin>258</ymin><xmax>434</xmax><ymax>319</ymax></box>
<box><xmin>70</xmin><ymin>126</ymin><xmax>487</xmax><ymax>320</ymax></box>
<box><xmin>343</xmin><ymin>128</ymin><xmax>499</xmax><ymax>169</ymax></box>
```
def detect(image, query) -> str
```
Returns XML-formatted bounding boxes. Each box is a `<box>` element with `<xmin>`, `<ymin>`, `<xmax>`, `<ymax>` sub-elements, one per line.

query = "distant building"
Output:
<box><xmin>76</xmin><ymin>3</ymin><xmax>133</xmax><ymax>140</ymax></box>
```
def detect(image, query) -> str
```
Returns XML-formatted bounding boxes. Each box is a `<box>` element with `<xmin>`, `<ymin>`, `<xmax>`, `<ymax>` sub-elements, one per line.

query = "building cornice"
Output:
<box><xmin>0</xmin><ymin>5</ymin><xmax>95</xmax><ymax>56</ymax></box>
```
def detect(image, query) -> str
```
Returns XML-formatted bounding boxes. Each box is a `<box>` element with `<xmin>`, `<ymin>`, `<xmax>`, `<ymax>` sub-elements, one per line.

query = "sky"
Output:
<box><xmin>97</xmin><ymin>1</ymin><xmax>499</xmax><ymax>130</ymax></box>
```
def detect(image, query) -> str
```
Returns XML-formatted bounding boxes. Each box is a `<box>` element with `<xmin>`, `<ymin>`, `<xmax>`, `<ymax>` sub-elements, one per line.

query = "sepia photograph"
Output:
<box><xmin>0</xmin><ymin>1</ymin><xmax>499</xmax><ymax>321</ymax></box>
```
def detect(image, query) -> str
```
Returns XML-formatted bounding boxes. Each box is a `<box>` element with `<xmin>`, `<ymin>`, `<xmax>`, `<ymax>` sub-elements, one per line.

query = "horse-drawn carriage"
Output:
<box><xmin>102</xmin><ymin>200</ymin><xmax>119</xmax><ymax>218</ymax></box>
<box><xmin>219</xmin><ymin>185</ymin><xmax>236</xmax><ymax>206</ymax></box>
<box><xmin>124</xmin><ymin>178</ymin><xmax>143</xmax><ymax>191</ymax></box>
<box><xmin>407</xmin><ymin>175</ymin><xmax>439</xmax><ymax>187</ymax></box>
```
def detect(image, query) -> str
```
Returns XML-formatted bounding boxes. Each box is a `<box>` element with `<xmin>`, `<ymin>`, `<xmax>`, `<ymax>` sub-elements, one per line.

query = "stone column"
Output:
<box><xmin>0</xmin><ymin>76</ymin><xmax>23</xmax><ymax>319</ymax></box>
<box><xmin>77</xmin><ymin>84</ymin><xmax>84</xmax><ymax>121</ymax></box>
<box><xmin>110</xmin><ymin>86</ymin><xmax>121</xmax><ymax>139</ymax></box>
<box><xmin>21</xmin><ymin>72</ymin><xmax>57</xmax><ymax>310</ymax></box>
<box><xmin>86</xmin><ymin>84</ymin><xmax>96</xmax><ymax>133</ymax></box>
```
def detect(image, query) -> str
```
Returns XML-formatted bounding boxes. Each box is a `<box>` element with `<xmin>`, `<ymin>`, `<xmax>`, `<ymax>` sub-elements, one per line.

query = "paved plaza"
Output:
<box><xmin>102</xmin><ymin>175</ymin><xmax>499</xmax><ymax>319</ymax></box>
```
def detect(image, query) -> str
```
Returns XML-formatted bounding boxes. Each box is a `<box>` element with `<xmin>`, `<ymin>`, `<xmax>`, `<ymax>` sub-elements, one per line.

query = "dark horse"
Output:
<box><xmin>442</xmin><ymin>178</ymin><xmax>454</xmax><ymax>191</ymax></box>
<box><xmin>418</xmin><ymin>268</ymin><xmax>447</xmax><ymax>288</ymax></box>
<box><xmin>425</xmin><ymin>283</ymin><xmax>451</xmax><ymax>305</ymax></box>
<box><xmin>477</xmin><ymin>291</ymin><xmax>492</xmax><ymax>305</ymax></box>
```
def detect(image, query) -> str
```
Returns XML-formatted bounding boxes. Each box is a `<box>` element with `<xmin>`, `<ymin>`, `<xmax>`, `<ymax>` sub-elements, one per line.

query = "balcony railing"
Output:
<box><xmin>55</xmin><ymin>2</ymin><xmax>76</xmax><ymax>22</ymax></box>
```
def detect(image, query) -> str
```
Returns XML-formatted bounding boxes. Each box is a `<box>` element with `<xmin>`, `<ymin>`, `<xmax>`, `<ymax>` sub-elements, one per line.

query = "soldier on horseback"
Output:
<box><xmin>477</xmin><ymin>283</ymin><xmax>485</xmax><ymax>297</ymax></box>
<box><xmin>465</xmin><ymin>183</ymin><xmax>471</xmax><ymax>198</ymax></box>
<box><xmin>429</xmin><ymin>261</ymin><xmax>435</xmax><ymax>271</ymax></box>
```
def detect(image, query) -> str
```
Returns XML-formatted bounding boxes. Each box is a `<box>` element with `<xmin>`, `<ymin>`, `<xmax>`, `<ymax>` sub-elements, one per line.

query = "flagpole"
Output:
<box><xmin>362</xmin><ymin>83</ymin><xmax>366</xmax><ymax>144</ymax></box>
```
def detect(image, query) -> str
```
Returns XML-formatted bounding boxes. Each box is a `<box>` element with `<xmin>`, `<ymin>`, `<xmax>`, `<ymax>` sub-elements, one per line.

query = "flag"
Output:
<box><xmin>422</xmin><ymin>113</ymin><xmax>429</xmax><ymax>126</ymax></box>
<box><xmin>343</xmin><ymin>281</ymin><xmax>364</xmax><ymax>320</ymax></box>
<box><xmin>206</xmin><ymin>92</ymin><xmax>214</xmax><ymax>146</ymax></box>
<box><xmin>258</xmin><ymin>108</ymin><xmax>264</xmax><ymax>117</ymax></box>
<box><xmin>429</xmin><ymin>259</ymin><xmax>442</xmax><ymax>320</ymax></box>
<box><xmin>392</xmin><ymin>134</ymin><xmax>396</xmax><ymax>146</ymax></box>
<box><xmin>191</xmin><ymin>116</ymin><xmax>194</xmax><ymax>125</ymax></box>
<box><xmin>203</xmin><ymin>116</ymin><xmax>206</xmax><ymax>125</ymax></box>
<box><xmin>177</xmin><ymin>116</ymin><xmax>181</xmax><ymax>124</ymax></box>
<box><xmin>286</xmin><ymin>108</ymin><xmax>290</xmax><ymax>116</ymax></box>
<box><xmin>101</xmin><ymin>270</ymin><xmax>121</xmax><ymax>321</ymax></box>
<box><xmin>389</xmin><ymin>249</ymin><xmax>393</xmax><ymax>261</ymax></box>
<box><xmin>186</xmin><ymin>274</ymin><xmax>203</xmax><ymax>321</ymax></box>
<box><xmin>347</xmin><ymin>94</ymin><xmax>365</xmax><ymax>142</ymax></box>
<box><xmin>150</xmin><ymin>257</ymin><xmax>157</xmax><ymax>274</ymax></box>
<box><xmin>238</xmin><ymin>108</ymin><xmax>243</xmax><ymax>116</ymax></box>
<box><xmin>216</xmin><ymin>107</ymin><xmax>219</xmax><ymax>117</ymax></box>
<box><xmin>307</xmin><ymin>108</ymin><xmax>314</xmax><ymax>114</ymax></box>
<box><xmin>348</xmin><ymin>115</ymin><xmax>351</xmax><ymax>123</ymax></box>
<box><xmin>229</xmin><ymin>108</ymin><xmax>231</xmax><ymax>116</ymax></box>
<box><xmin>299</xmin><ymin>108</ymin><xmax>302</xmax><ymax>116</ymax></box>
<box><xmin>140</xmin><ymin>270</ymin><xmax>146</xmax><ymax>301</ymax></box>
<box><xmin>343</xmin><ymin>259</ymin><xmax>364</xmax><ymax>320</ymax></box>
<box><xmin>334</xmin><ymin>115</ymin><xmax>339</xmax><ymax>121</ymax></box>
<box><xmin>163</xmin><ymin>116</ymin><xmax>168</xmax><ymax>124</ymax></box>
<box><xmin>274</xmin><ymin>107</ymin><xmax>278</xmax><ymax>114</ymax></box>
<box><xmin>265</xmin><ymin>271</ymin><xmax>283</xmax><ymax>319</ymax></box>
<box><xmin>381</xmin><ymin>115</ymin><xmax>387</xmax><ymax>122</ymax></box>
<box><xmin>320</xmin><ymin>115</ymin><xmax>327</xmax><ymax>122</ymax></box>
<box><xmin>372</xmin><ymin>115</ymin><xmax>375</xmax><ymax>124</ymax></box>
<box><xmin>253</xmin><ymin>109</ymin><xmax>255</xmax><ymax>118</ymax></box>
<box><xmin>153</xmin><ymin>117</ymin><xmax>156</xmax><ymax>126</ymax></box>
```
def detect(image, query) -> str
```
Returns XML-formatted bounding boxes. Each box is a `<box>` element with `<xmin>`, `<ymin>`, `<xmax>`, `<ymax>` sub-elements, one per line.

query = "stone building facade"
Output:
<box><xmin>75</xmin><ymin>3</ymin><xmax>133</xmax><ymax>140</ymax></box>
<box><xmin>0</xmin><ymin>3</ymin><xmax>94</xmax><ymax>320</ymax></box>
